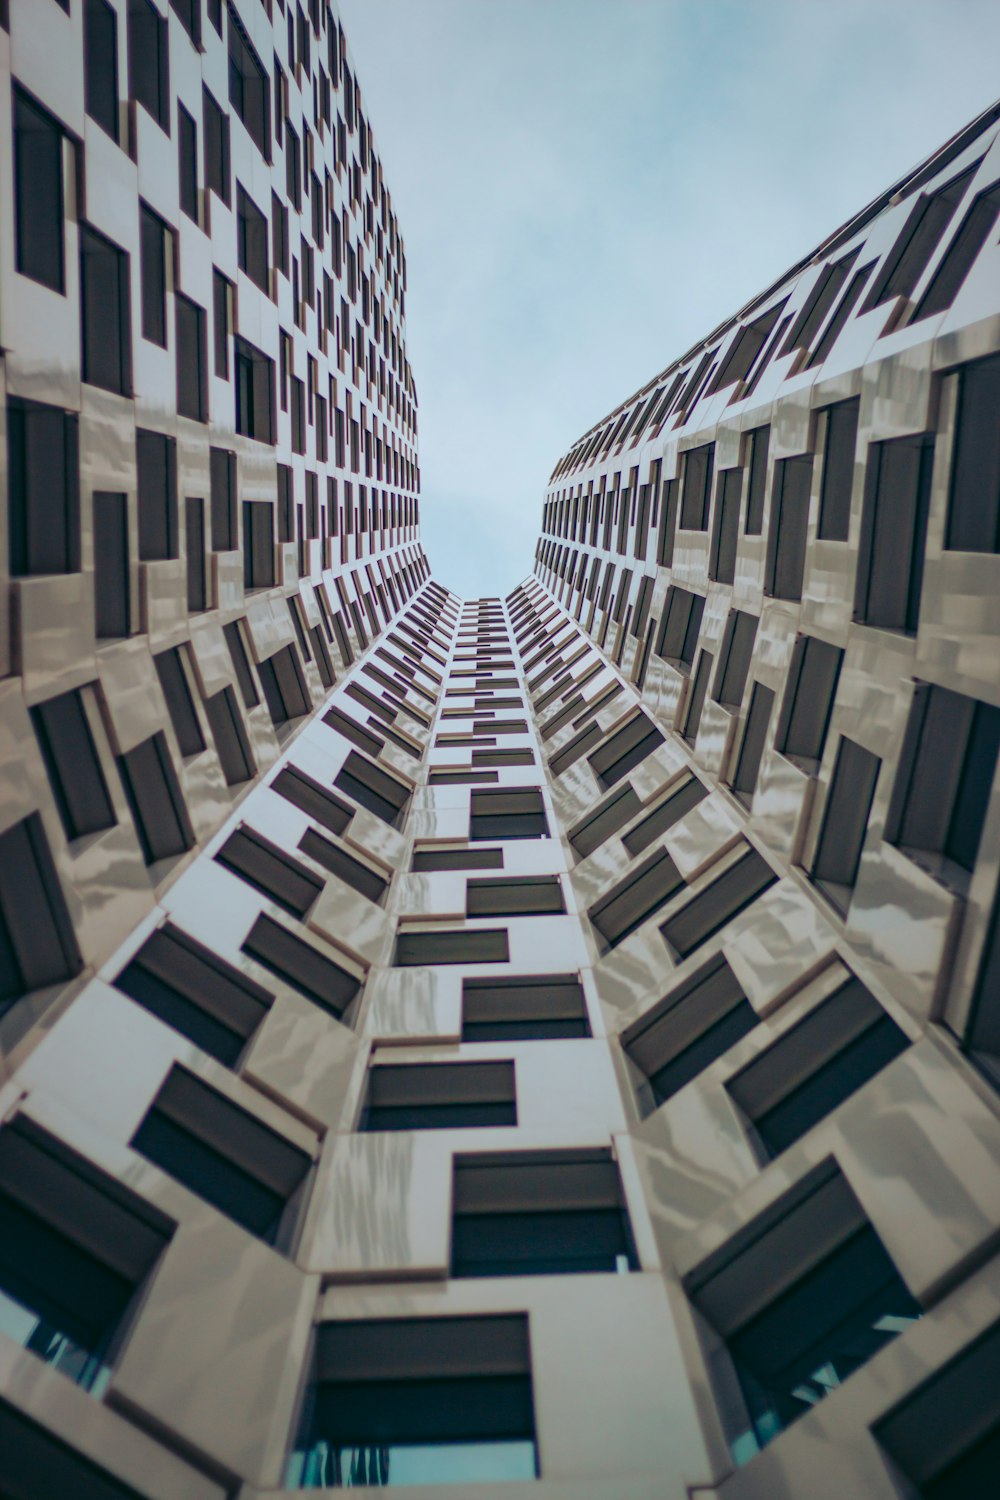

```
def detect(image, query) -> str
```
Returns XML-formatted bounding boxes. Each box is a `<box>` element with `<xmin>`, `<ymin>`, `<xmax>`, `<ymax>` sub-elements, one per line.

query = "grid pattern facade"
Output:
<box><xmin>1</xmin><ymin>2</ymin><xmax>1000</xmax><ymax>1497</ymax></box>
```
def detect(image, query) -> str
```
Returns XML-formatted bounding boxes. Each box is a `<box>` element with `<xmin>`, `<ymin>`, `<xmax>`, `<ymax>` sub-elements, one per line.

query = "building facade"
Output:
<box><xmin>1</xmin><ymin>1</ymin><xmax>1000</xmax><ymax>1496</ymax></box>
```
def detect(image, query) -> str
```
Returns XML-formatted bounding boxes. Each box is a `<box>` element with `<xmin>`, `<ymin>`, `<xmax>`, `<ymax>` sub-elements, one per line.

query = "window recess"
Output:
<box><xmin>679</xmin><ymin>443</ymin><xmax>715</xmax><ymax>530</ymax></box>
<box><xmin>710</xmin><ymin>466</ymin><xmax>743</xmax><ymax>584</ymax></box>
<box><xmin>589</xmin><ymin>848</ymin><xmax>685</xmax><ymax>951</ymax></box>
<box><xmin>462</xmin><ymin>975</ymin><xmax>589</xmax><ymax>1042</ymax></box>
<box><xmin>865</xmin><ymin>162</ymin><xmax>978</xmax><ymax>308</ymax></box>
<box><xmin>117</xmin><ymin>732</ymin><xmax>195</xmax><ymax>866</ymax></box>
<box><xmin>660</xmin><ymin>845</ymin><xmax>777</xmax><ymax>960</ymax></box>
<box><xmin>216</xmin><ymin>825</ymin><xmax>323</xmax><ymax>918</ymax></box>
<box><xmin>587</xmin><ymin>711</ymin><xmax>664</xmax><ymax>791</ymax></box>
<box><xmin>7</xmin><ymin>398</ymin><xmax>80</xmax><ymax>577</ymax></box>
<box><xmin>131</xmin><ymin>1066</ymin><xmax>311</xmax><ymax>1248</ymax></box>
<box><xmin>680</xmin><ymin>650</ymin><xmax>713</xmax><ymax>744</ymax></box>
<box><xmin>887</xmin><ymin>682</ymin><xmax>1000</xmax><ymax>883</ymax></box>
<box><xmin>394</xmin><ymin>928</ymin><xmax>510</xmax><ymax>967</ymax></box>
<box><xmin>912</xmin><ymin>180</ymin><xmax>1000</xmax><ymax>323</ymax></box>
<box><xmin>623</xmin><ymin>953</ymin><xmax>756</xmax><ymax>1111</ymax></box>
<box><xmin>334</xmin><ymin>750</ymin><xmax>411</xmax><ymax>828</ymax></box>
<box><xmin>569</xmin><ymin>783</ymin><xmax>642</xmax><ymax>859</ymax></box>
<box><xmin>288</xmin><ymin>1315</ymin><xmax>537</xmax><ymax>1488</ymax></box>
<box><xmin>243</xmin><ymin>912</ymin><xmax>362</xmax><ymax>1018</ymax></box>
<box><xmin>729</xmin><ymin>684</ymin><xmax>775</xmax><ymax>807</ymax></box>
<box><xmin>655</xmin><ymin>587</ymin><xmax>705</xmax><ymax>672</ymax></box>
<box><xmin>30</xmin><ymin>689</ymin><xmax>116</xmax><ymax>841</ymax></box>
<box><xmin>944</xmin><ymin>353</ymin><xmax>1000</xmax><ymax>553</ymax></box>
<box><xmin>0</xmin><ymin>1117</ymin><xmax>172</xmax><ymax>1399</ymax></box>
<box><xmin>363</xmin><ymin>1061</ymin><xmax>517</xmax><ymax>1131</ymax></box>
<box><xmin>775</xmin><ymin>636</ymin><xmax>843</xmax><ymax>771</ymax></box>
<box><xmin>299</xmin><ymin>828</ymin><xmax>389</xmax><ymax>904</ymax></box>
<box><xmin>816</xmin><ymin>398</ymin><xmax>859</xmax><ymax>542</ymax></box>
<box><xmin>688</xmin><ymin>1165</ymin><xmax>919</xmax><ymax>1468</ymax></box>
<box><xmin>855</xmin><ymin>433</ymin><xmax>934</xmax><ymax>633</ymax></box>
<box><xmin>466</xmin><ymin>876</ymin><xmax>564</xmax><ymax>919</ymax></box>
<box><xmin>0</xmin><ymin>814</ymin><xmax>82</xmax><ymax>1016</ymax></box>
<box><xmin>470</xmin><ymin>788</ymin><xmax>548</xmax><ymax>842</ymax></box>
<box><xmin>413</xmin><ymin>846</ymin><xmax>504</xmax><ymax>873</ymax></box>
<box><xmin>713</xmin><ymin>611</ymin><xmax>758</xmax><ymax>711</ymax></box>
<box><xmin>809</xmin><ymin>737</ymin><xmax>881</xmax><ymax>913</ymax></box>
<box><xmin>727</xmin><ymin>972</ymin><xmax>910</xmax><ymax>1161</ymax></box>
<box><xmin>258</xmin><ymin>645</ymin><xmax>310</xmax><ymax>725</ymax></box>
<box><xmin>621</xmin><ymin>775</ymin><xmax>708</xmax><ymax>858</ymax></box>
<box><xmin>115</xmin><ymin>922</ymin><xmax>271</xmax><ymax>1066</ymax></box>
<box><xmin>765</xmin><ymin>456</ymin><xmax>813</xmax><ymax>601</ymax></box>
<box><xmin>451</xmin><ymin>1150</ymin><xmax>637</xmax><ymax>1278</ymax></box>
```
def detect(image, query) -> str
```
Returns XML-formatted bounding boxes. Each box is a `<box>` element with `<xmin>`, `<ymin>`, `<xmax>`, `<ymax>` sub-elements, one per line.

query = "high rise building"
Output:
<box><xmin>1</xmin><ymin>2</ymin><xmax>999</xmax><ymax>1496</ymax></box>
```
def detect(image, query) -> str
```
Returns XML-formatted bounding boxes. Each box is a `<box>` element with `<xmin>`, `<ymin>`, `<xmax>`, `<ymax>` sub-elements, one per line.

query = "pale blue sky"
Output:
<box><xmin>338</xmin><ymin>0</ymin><xmax>1000</xmax><ymax>599</ymax></box>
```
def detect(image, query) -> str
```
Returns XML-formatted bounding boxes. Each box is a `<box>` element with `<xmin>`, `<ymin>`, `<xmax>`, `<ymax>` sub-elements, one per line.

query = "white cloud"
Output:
<box><xmin>338</xmin><ymin>0</ymin><xmax>1000</xmax><ymax>598</ymax></box>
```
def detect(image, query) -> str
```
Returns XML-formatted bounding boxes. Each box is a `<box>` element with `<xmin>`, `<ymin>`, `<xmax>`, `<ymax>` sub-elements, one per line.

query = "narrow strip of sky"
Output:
<box><xmin>339</xmin><ymin>0</ymin><xmax>1000</xmax><ymax>598</ymax></box>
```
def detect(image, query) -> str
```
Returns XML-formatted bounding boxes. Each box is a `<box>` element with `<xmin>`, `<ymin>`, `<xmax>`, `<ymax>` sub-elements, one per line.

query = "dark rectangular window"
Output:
<box><xmin>322</xmin><ymin>707</ymin><xmax>385</xmax><ymax>759</ymax></box>
<box><xmin>817</xmin><ymin>398</ymin><xmax>859</xmax><ymax>541</ymax></box>
<box><xmin>470</xmin><ymin>788</ymin><xmax>548</xmax><ymax>842</ymax></box>
<box><xmin>242</xmin><ymin>500</ymin><xmax>275</xmax><ymax>589</ymax></box>
<box><xmin>0</xmin><ymin>814</ymin><xmax>82</xmax><ymax>1015</ymax></box>
<box><xmin>176</xmin><ymin>294</ymin><xmax>207</xmax><ymax>422</ymax></box>
<box><xmin>394</xmin><ymin>928</ymin><xmax>510</xmax><ymax>967</ymax></box>
<box><xmin>217</xmin><ymin>825</ymin><xmax>323</xmax><ymax>918</ymax></box>
<box><xmin>132</xmin><ymin>1066</ymin><xmax>310</xmax><ymax>1246</ymax></box>
<box><xmin>807</xmin><ymin>261</ymin><xmax>875</xmax><ymax>367</ymax></box>
<box><xmin>117</xmin><ymin>730</ymin><xmax>194</xmax><ymax>865</ymax></box>
<box><xmin>272</xmin><ymin>191</ymin><xmax>289</xmax><ymax>276</ymax></box>
<box><xmin>569</xmin><ymin>783</ymin><xmax>642</xmax><ymax>859</ymax></box>
<box><xmin>169</xmin><ymin>0</ymin><xmax>200</xmax><ymax>45</ymax></box>
<box><xmin>224</xmin><ymin>620</ymin><xmax>260</xmax><ymax>709</ymax></box>
<box><xmin>466</xmin><ymin>876</ymin><xmax>564</xmax><ymax>918</ymax></box>
<box><xmin>272</xmin><ymin>765</ymin><xmax>354</xmax><ymax>837</ymax></box>
<box><xmin>7</xmin><ymin>398</ymin><xmax>80</xmax><ymax>576</ymax></box>
<box><xmin>203</xmin><ymin>686</ymin><xmax>254</xmax><ymax>787</ymax></box>
<box><xmin>875</xmin><ymin>1315</ymin><xmax>1000</xmax><ymax>1500</ymax></box>
<box><xmin>623</xmin><ymin>954</ymin><xmax>757</xmax><ymax>1109</ymax></box>
<box><xmin>154</xmin><ymin>646</ymin><xmax>205</xmax><ymax>762</ymax></box>
<box><xmin>335</xmin><ymin>750</ymin><xmax>411</xmax><ymax>828</ymax></box>
<box><xmin>84</xmin><ymin>0</ymin><xmax>119</xmax><ymax>143</ymax></box>
<box><xmin>727</xmin><ymin>975</ymin><xmax>909</xmax><ymax>1161</ymax></box>
<box><xmin>257</xmin><ymin>644</ymin><xmax>310</xmax><ymax>724</ymax></box>
<box><xmin>227</xmin><ymin>1</ymin><xmax>270</xmax><ymax>160</ymax></box>
<box><xmin>139</xmin><ymin>204</ymin><xmax>167</xmax><ymax>347</ymax></box>
<box><xmin>714</xmin><ymin>610</ymin><xmax>758</xmax><ymax>710</ymax></box>
<box><xmin>185</xmin><ymin>497</ymin><xmax>206</xmax><ymax>610</ymax></box>
<box><xmin>765</xmin><ymin>456</ymin><xmax>813</xmax><ymax>601</ymax></box>
<box><xmin>93</xmin><ymin>491</ymin><xmax>130</xmax><ymax>638</ymax></box>
<box><xmin>136</xmin><ymin>429</ymin><xmax>177</xmax><ymax>560</ymax></box>
<box><xmin>462</xmin><ymin>974</ymin><xmax>589</xmax><ymax>1042</ymax></box>
<box><xmin>656</xmin><ymin>476</ymin><xmax>679</xmax><ymax>565</ymax></box>
<box><xmin>622</xmin><ymin>775</ymin><xmax>708</xmax><ymax>857</ymax></box>
<box><xmin>298</xmin><ymin>829</ymin><xmax>388</xmax><ymax>905</ymax></box>
<box><xmin>587</xmin><ymin>711</ymin><xmax>664</xmax><ymax>790</ymax></box>
<box><xmin>887</xmin><ymin>682</ymin><xmax>1000</xmax><ymax>878</ymax></box>
<box><xmin>203</xmin><ymin>87</ymin><xmax>230</xmax><ymax>204</ymax></box>
<box><xmin>209</xmin><ymin>446</ymin><xmax>236</xmax><ymax>550</ymax></box>
<box><xmin>13</xmin><ymin>88</ymin><xmax>64</xmax><ymax>292</ymax></box>
<box><xmin>452</xmin><ymin>1150</ymin><xmax>636</xmax><ymax>1278</ymax></box>
<box><xmin>235</xmin><ymin>337</ymin><xmax>275</xmax><ymax>443</ymax></box>
<box><xmin>867</xmin><ymin>164</ymin><xmax>977</xmax><ymax>307</ymax></box>
<box><xmin>80</xmin><ymin>225</ymin><xmax>131</xmax><ymax>395</ymax></box>
<box><xmin>681</xmin><ymin>649</ymin><xmax>713</xmax><ymax>743</ymax></box>
<box><xmin>913</xmin><ymin>181</ymin><xmax>1000</xmax><ymax>323</ymax></box>
<box><xmin>783</xmin><ymin>252</ymin><xmax>858</xmax><ymax>352</ymax></box>
<box><xmin>743</xmin><ymin>424</ymin><xmax>770</xmax><ymax>535</ymax></box>
<box><xmin>0</xmin><ymin>1118</ymin><xmax>172</xmax><ymax>1396</ymax></box>
<box><xmin>730</xmin><ymin>683</ymin><xmax>774</xmax><ymax>805</ymax></box>
<box><xmin>128</xmin><ymin>0</ymin><xmax>169</xmax><ymax>131</ymax></box>
<box><xmin>363</xmin><ymin>1061</ymin><xmax>516</xmax><ymax>1131</ymax></box>
<box><xmin>116</xmin><ymin>921</ymin><xmax>271</xmax><ymax>1065</ymax></box>
<box><xmin>776</xmin><ymin>635</ymin><xmax>843</xmax><ymax>769</ymax></box>
<box><xmin>945</xmin><ymin>353</ymin><xmax>1000</xmax><ymax>553</ymax></box>
<box><xmin>243</xmin><ymin>912</ymin><xmax>361</xmax><ymax>1018</ymax></box>
<box><xmin>212</xmin><ymin>269</ymin><xmax>230</xmax><ymax>377</ymax></box>
<box><xmin>289</xmin><ymin>1316</ymin><xmax>536</xmax><ymax>1486</ymax></box>
<box><xmin>691</xmin><ymin>1167</ymin><xmax>919</xmax><ymax>1466</ymax></box>
<box><xmin>237</xmin><ymin>184</ymin><xmax>269</xmax><ymax>292</ymax></box>
<box><xmin>661</xmin><ymin>846</ymin><xmax>777</xmax><ymax>959</ymax></box>
<box><xmin>679</xmin><ymin>443</ymin><xmax>714</xmax><ymax>530</ymax></box>
<box><xmin>414</xmin><ymin>845</ymin><xmax>505</xmax><ymax>873</ymax></box>
<box><xmin>31</xmin><ymin>689</ymin><xmax>116</xmax><ymax>841</ymax></box>
<box><xmin>810</xmin><ymin>737</ymin><xmax>881</xmax><ymax>912</ymax></box>
<box><xmin>656</xmin><ymin>587</ymin><xmax>704</xmax><ymax>671</ymax></box>
<box><xmin>177</xmin><ymin>104</ymin><xmax>198</xmax><ymax>220</ymax></box>
<box><xmin>710</xmin><ymin>466</ymin><xmax>742</xmax><ymax>583</ymax></box>
<box><xmin>855</xmin><ymin>433</ymin><xmax>933</xmax><ymax>633</ymax></box>
<box><xmin>589</xmin><ymin>848</ymin><xmax>684</xmax><ymax>951</ymax></box>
